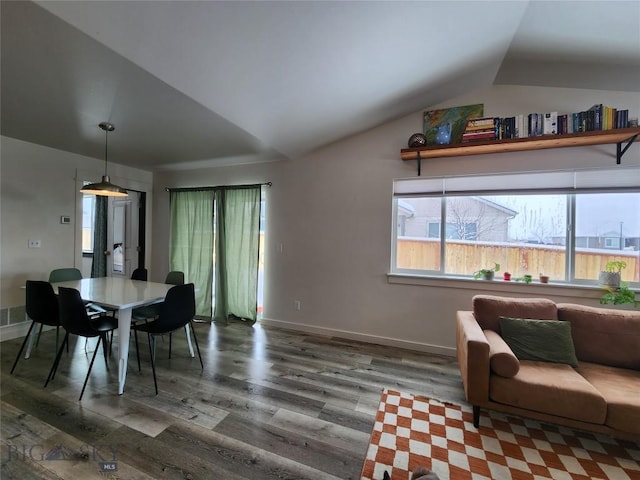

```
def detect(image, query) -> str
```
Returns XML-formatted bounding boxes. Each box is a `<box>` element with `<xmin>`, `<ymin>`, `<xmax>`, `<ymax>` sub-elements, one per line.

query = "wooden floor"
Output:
<box><xmin>1</xmin><ymin>320</ymin><xmax>466</xmax><ymax>479</ymax></box>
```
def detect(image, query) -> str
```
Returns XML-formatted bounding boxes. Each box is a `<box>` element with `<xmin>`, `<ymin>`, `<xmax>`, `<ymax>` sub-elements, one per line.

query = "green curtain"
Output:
<box><xmin>90</xmin><ymin>195</ymin><xmax>108</xmax><ymax>278</ymax></box>
<box><xmin>169</xmin><ymin>191</ymin><xmax>214</xmax><ymax>318</ymax></box>
<box><xmin>213</xmin><ymin>186</ymin><xmax>261</xmax><ymax>324</ymax></box>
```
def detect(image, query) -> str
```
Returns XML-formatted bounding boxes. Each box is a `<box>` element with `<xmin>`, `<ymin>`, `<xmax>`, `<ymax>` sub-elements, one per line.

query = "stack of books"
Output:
<box><xmin>462</xmin><ymin>117</ymin><xmax>496</xmax><ymax>142</ymax></box>
<box><xmin>495</xmin><ymin>117</ymin><xmax>515</xmax><ymax>139</ymax></box>
<box><xmin>589</xmin><ymin>104</ymin><xmax>629</xmax><ymax>130</ymax></box>
<box><xmin>526</xmin><ymin>113</ymin><xmax>557</xmax><ymax>137</ymax></box>
<box><xmin>561</xmin><ymin>105</ymin><xmax>630</xmax><ymax>133</ymax></box>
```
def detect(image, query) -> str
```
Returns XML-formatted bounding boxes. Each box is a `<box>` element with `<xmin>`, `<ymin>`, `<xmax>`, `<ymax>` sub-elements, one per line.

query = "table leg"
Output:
<box><xmin>24</xmin><ymin>316</ymin><xmax>37</xmax><ymax>359</ymax></box>
<box><xmin>184</xmin><ymin>324</ymin><xmax>195</xmax><ymax>358</ymax></box>
<box><xmin>118</xmin><ymin>307</ymin><xmax>132</xmax><ymax>395</ymax></box>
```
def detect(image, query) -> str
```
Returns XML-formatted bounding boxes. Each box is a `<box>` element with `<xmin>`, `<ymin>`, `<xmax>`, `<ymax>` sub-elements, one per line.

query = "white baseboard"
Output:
<box><xmin>0</xmin><ymin>322</ymin><xmax>32</xmax><ymax>343</ymax></box>
<box><xmin>260</xmin><ymin>317</ymin><xmax>456</xmax><ymax>357</ymax></box>
<box><xmin>3</xmin><ymin>317</ymin><xmax>457</xmax><ymax>357</ymax></box>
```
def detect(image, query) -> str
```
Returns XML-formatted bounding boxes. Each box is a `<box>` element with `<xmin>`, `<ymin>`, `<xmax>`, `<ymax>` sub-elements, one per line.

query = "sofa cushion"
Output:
<box><xmin>577</xmin><ymin>362</ymin><xmax>640</xmax><ymax>434</ymax></box>
<box><xmin>484</xmin><ymin>330</ymin><xmax>520</xmax><ymax>378</ymax></box>
<box><xmin>499</xmin><ymin>317</ymin><xmax>578</xmax><ymax>367</ymax></box>
<box><xmin>490</xmin><ymin>360</ymin><xmax>607</xmax><ymax>424</ymax></box>
<box><xmin>558</xmin><ymin>303</ymin><xmax>640</xmax><ymax>370</ymax></box>
<box><xmin>473</xmin><ymin>295</ymin><xmax>557</xmax><ymax>333</ymax></box>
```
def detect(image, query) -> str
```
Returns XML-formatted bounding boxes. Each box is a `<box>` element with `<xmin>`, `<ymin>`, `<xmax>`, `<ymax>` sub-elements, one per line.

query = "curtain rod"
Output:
<box><xmin>165</xmin><ymin>182</ymin><xmax>272</xmax><ymax>192</ymax></box>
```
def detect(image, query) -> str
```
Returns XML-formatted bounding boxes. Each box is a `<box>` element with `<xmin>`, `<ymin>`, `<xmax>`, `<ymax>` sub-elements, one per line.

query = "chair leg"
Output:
<box><xmin>134</xmin><ymin>329</ymin><xmax>142</xmax><ymax>372</ymax></box>
<box><xmin>168</xmin><ymin>333</ymin><xmax>172</xmax><ymax>359</ymax></box>
<box><xmin>55</xmin><ymin>326</ymin><xmax>60</xmax><ymax>353</ymax></box>
<box><xmin>62</xmin><ymin>327</ymin><xmax>68</xmax><ymax>353</ymax></box>
<box><xmin>45</xmin><ymin>333</ymin><xmax>69</xmax><ymax>387</ymax></box>
<box><xmin>102</xmin><ymin>333</ymin><xmax>110</xmax><ymax>371</ymax></box>
<box><xmin>35</xmin><ymin>323</ymin><xmax>44</xmax><ymax>348</ymax></box>
<box><xmin>148</xmin><ymin>334</ymin><xmax>158</xmax><ymax>395</ymax></box>
<box><xmin>102</xmin><ymin>332</ymin><xmax>112</xmax><ymax>365</ymax></box>
<box><xmin>190</xmin><ymin>321</ymin><xmax>204</xmax><ymax>370</ymax></box>
<box><xmin>49</xmin><ymin>333</ymin><xmax>70</xmax><ymax>383</ymax></box>
<box><xmin>79</xmin><ymin>336</ymin><xmax>102</xmax><ymax>401</ymax></box>
<box><xmin>11</xmin><ymin>321</ymin><xmax>35</xmax><ymax>374</ymax></box>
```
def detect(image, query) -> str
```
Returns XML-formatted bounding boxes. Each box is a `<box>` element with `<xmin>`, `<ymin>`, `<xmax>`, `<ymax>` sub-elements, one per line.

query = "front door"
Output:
<box><xmin>106</xmin><ymin>192</ymin><xmax>141</xmax><ymax>278</ymax></box>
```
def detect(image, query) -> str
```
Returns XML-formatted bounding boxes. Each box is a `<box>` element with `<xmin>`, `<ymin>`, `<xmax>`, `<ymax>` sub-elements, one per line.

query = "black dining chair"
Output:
<box><xmin>132</xmin><ymin>270</ymin><xmax>184</xmax><ymax>321</ymax></box>
<box><xmin>44</xmin><ymin>287</ymin><xmax>118</xmax><ymax>401</ymax></box>
<box><xmin>131</xmin><ymin>268</ymin><xmax>148</xmax><ymax>281</ymax></box>
<box><xmin>11</xmin><ymin>281</ymin><xmax>61</xmax><ymax>375</ymax></box>
<box><xmin>132</xmin><ymin>283</ymin><xmax>203</xmax><ymax>395</ymax></box>
<box><xmin>48</xmin><ymin>267</ymin><xmax>110</xmax><ymax>317</ymax></box>
<box><xmin>48</xmin><ymin>267</ymin><xmax>82</xmax><ymax>283</ymax></box>
<box><xmin>132</xmin><ymin>270</ymin><xmax>187</xmax><ymax>370</ymax></box>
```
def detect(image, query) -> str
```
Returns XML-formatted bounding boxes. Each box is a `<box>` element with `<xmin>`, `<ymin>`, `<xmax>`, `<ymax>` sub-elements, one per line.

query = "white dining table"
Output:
<box><xmin>50</xmin><ymin>277</ymin><xmax>174</xmax><ymax>395</ymax></box>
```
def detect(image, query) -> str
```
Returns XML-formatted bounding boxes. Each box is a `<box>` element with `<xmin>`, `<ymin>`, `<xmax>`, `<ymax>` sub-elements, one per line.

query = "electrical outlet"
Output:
<box><xmin>28</xmin><ymin>239</ymin><xmax>41</xmax><ymax>248</ymax></box>
<box><xmin>294</xmin><ymin>300</ymin><xmax>301</xmax><ymax>311</ymax></box>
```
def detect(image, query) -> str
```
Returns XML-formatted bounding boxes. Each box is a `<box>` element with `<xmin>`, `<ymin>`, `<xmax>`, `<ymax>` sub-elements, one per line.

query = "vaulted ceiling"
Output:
<box><xmin>2</xmin><ymin>1</ymin><xmax>639</xmax><ymax>171</ymax></box>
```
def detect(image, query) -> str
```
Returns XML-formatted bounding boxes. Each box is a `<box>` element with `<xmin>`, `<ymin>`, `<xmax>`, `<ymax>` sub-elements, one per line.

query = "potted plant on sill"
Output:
<box><xmin>474</xmin><ymin>263</ymin><xmax>500</xmax><ymax>281</ymax></box>
<box><xmin>515</xmin><ymin>274</ymin><xmax>533</xmax><ymax>284</ymax></box>
<box><xmin>600</xmin><ymin>283</ymin><xmax>638</xmax><ymax>308</ymax></box>
<box><xmin>598</xmin><ymin>260</ymin><xmax>627</xmax><ymax>289</ymax></box>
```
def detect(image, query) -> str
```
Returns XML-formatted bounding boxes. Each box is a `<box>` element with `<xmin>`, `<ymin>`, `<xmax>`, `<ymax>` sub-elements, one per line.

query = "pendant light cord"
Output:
<box><xmin>104</xmin><ymin>127</ymin><xmax>109</xmax><ymax>176</ymax></box>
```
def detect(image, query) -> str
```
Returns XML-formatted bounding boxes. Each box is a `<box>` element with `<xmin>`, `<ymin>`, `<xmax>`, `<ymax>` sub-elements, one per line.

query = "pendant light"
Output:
<box><xmin>80</xmin><ymin>122</ymin><xmax>128</xmax><ymax>197</ymax></box>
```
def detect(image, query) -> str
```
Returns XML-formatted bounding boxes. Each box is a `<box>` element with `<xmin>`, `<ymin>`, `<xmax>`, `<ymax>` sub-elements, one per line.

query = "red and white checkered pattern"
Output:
<box><xmin>361</xmin><ymin>389</ymin><xmax>640</xmax><ymax>480</ymax></box>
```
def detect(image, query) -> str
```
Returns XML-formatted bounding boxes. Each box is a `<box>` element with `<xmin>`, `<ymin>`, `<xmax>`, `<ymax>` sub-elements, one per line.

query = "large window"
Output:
<box><xmin>392</xmin><ymin>168</ymin><xmax>640</xmax><ymax>285</ymax></box>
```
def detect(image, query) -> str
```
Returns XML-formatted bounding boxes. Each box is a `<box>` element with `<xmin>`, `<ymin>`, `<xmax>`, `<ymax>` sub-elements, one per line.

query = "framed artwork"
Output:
<box><xmin>423</xmin><ymin>103</ymin><xmax>484</xmax><ymax>145</ymax></box>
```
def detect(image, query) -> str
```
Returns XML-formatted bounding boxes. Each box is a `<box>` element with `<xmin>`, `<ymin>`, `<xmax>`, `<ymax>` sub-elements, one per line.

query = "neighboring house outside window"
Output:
<box><xmin>605</xmin><ymin>237</ymin><xmax>620</xmax><ymax>249</ymax></box>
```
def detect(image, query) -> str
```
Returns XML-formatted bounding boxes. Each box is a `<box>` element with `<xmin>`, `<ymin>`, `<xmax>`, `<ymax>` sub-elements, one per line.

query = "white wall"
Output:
<box><xmin>0</xmin><ymin>136</ymin><xmax>153</xmax><ymax>339</ymax></box>
<box><xmin>153</xmin><ymin>85</ymin><xmax>640</xmax><ymax>356</ymax></box>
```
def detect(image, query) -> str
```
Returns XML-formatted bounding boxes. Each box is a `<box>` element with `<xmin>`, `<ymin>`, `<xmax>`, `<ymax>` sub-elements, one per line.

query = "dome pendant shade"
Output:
<box><xmin>80</xmin><ymin>175</ymin><xmax>128</xmax><ymax>197</ymax></box>
<box><xmin>80</xmin><ymin>122</ymin><xmax>128</xmax><ymax>197</ymax></box>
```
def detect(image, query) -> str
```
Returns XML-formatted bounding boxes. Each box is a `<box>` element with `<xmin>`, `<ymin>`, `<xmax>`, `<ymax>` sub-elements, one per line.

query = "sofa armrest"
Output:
<box><xmin>456</xmin><ymin>310</ymin><xmax>490</xmax><ymax>405</ymax></box>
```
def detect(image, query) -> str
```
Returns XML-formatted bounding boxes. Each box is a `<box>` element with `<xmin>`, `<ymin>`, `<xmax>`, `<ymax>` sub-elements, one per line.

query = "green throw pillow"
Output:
<box><xmin>499</xmin><ymin>317</ymin><xmax>578</xmax><ymax>367</ymax></box>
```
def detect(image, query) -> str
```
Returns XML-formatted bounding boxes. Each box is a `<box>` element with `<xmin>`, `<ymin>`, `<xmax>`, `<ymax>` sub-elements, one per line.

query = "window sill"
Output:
<box><xmin>386</xmin><ymin>273</ymin><xmax>636</xmax><ymax>303</ymax></box>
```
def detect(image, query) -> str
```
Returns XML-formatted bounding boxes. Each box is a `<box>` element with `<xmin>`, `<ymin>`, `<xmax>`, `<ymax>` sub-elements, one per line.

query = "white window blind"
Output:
<box><xmin>393</xmin><ymin>167</ymin><xmax>640</xmax><ymax>197</ymax></box>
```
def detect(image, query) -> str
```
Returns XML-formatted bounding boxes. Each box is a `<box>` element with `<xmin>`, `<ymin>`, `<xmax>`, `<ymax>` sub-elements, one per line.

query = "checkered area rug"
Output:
<box><xmin>360</xmin><ymin>389</ymin><xmax>640</xmax><ymax>480</ymax></box>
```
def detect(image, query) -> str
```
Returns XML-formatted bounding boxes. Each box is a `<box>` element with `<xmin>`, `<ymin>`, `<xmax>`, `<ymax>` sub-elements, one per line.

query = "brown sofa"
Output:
<box><xmin>456</xmin><ymin>295</ymin><xmax>640</xmax><ymax>441</ymax></box>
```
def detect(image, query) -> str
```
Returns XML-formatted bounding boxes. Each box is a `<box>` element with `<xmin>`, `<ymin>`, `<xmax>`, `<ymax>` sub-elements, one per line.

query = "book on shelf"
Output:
<box><xmin>494</xmin><ymin>117</ymin><xmax>518</xmax><ymax>140</ymax></box>
<box><xmin>543</xmin><ymin>112</ymin><xmax>558</xmax><ymax>135</ymax></box>
<box><xmin>557</xmin><ymin>114</ymin><xmax>569</xmax><ymax>135</ymax></box>
<box><xmin>528</xmin><ymin>113</ymin><xmax>544</xmax><ymax>136</ymax></box>
<box><xmin>462</xmin><ymin>116</ymin><xmax>496</xmax><ymax>142</ymax></box>
<box><xmin>588</xmin><ymin>104</ymin><xmax>602</xmax><ymax>130</ymax></box>
<box><xmin>516</xmin><ymin>114</ymin><xmax>527</xmax><ymax>138</ymax></box>
<box><xmin>604</xmin><ymin>106</ymin><xmax>615</xmax><ymax>130</ymax></box>
<box><xmin>461</xmin><ymin>131</ymin><xmax>496</xmax><ymax>142</ymax></box>
<box><xmin>575</xmin><ymin>111</ymin><xmax>587</xmax><ymax>132</ymax></box>
<box><xmin>464</xmin><ymin>117</ymin><xmax>495</xmax><ymax>130</ymax></box>
<box><xmin>616</xmin><ymin>109</ymin><xmax>629</xmax><ymax>129</ymax></box>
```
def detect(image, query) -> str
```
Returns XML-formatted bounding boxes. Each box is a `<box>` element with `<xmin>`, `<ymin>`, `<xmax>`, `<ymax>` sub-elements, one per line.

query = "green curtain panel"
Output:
<box><xmin>90</xmin><ymin>195</ymin><xmax>108</xmax><ymax>278</ymax></box>
<box><xmin>214</xmin><ymin>186</ymin><xmax>261</xmax><ymax>324</ymax></box>
<box><xmin>169</xmin><ymin>190</ymin><xmax>214</xmax><ymax>318</ymax></box>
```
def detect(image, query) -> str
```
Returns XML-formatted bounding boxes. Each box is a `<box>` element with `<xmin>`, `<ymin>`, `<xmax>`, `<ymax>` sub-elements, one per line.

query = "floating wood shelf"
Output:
<box><xmin>401</xmin><ymin>127</ymin><xmax>640</xmax><ymax>175</ymax></box>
